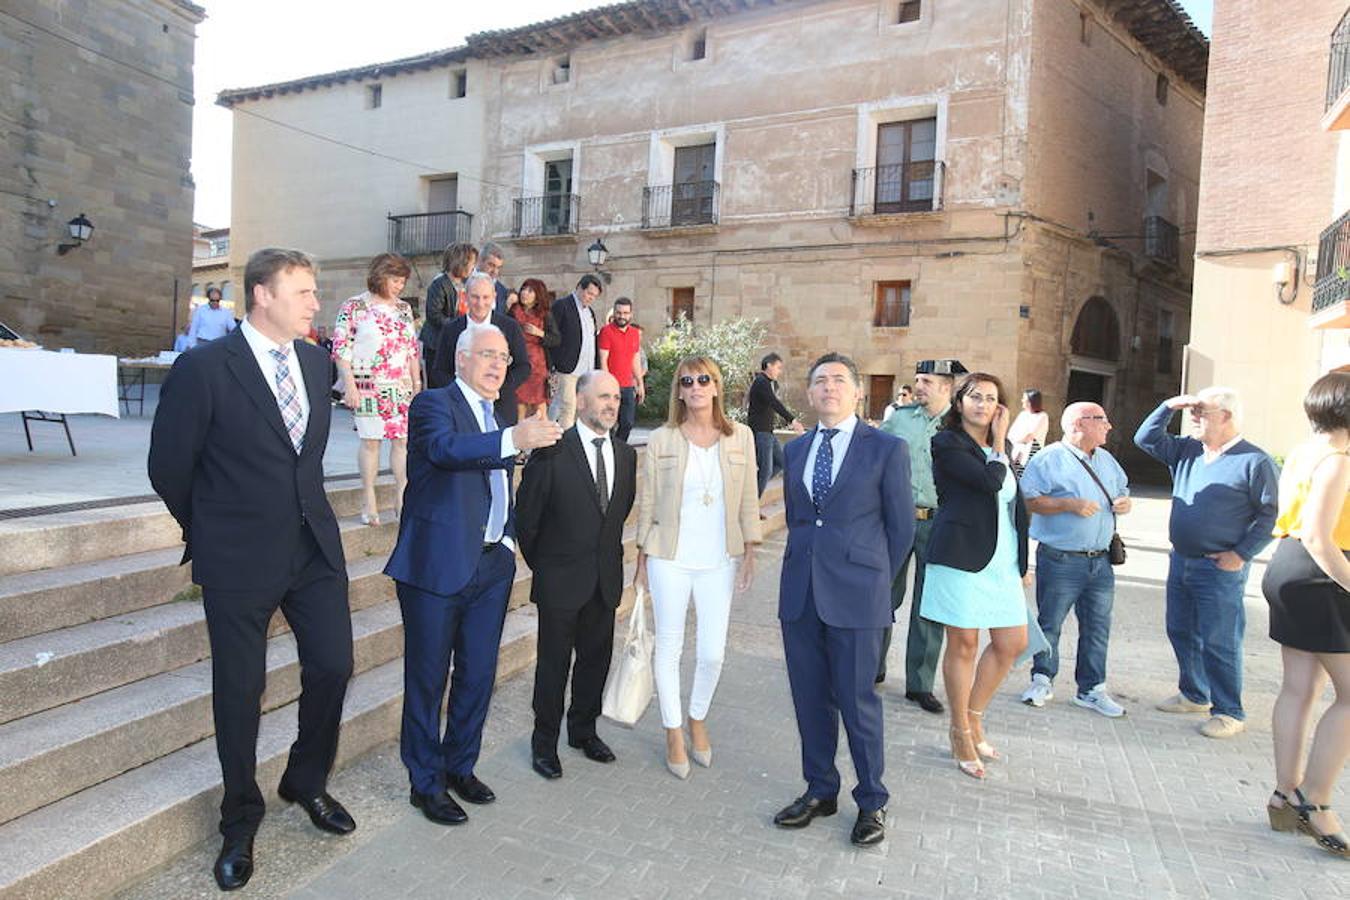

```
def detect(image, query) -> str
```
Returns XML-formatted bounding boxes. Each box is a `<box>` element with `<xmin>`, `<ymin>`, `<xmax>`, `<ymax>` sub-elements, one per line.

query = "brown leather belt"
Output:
<box><xmin>915</xmin><ymin>507</ymin><xmax>934</xmax><ymax>521</ymax></box>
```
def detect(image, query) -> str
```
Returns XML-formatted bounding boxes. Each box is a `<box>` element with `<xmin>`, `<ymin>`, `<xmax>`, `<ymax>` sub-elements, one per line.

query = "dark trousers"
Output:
<box><xmin>614</xmin><ymin>386</ymin><xmax>637</xmax><ymax>442</ymax></box>
<box><xmin>201</xmin><ymin>529</ymin><xmax>353</xmax><ymax>841</ymax></box>
<box><xmin>531</xmin><ymin>586</ymin><xmax>616</xmax><ymax>753</ymax></box>
<box><xmin>781</xmin><ymin>584</ymin><xmax>888</xmax><ymax>811</ymax></box>
<box><xmin>754</xmin><ymin>430</ymin><xmax>785</xmax><ymax>497</ymax></box>
<box><xmin>876</xmin><ymin>519</ymin><xmax>941</xmax><ymax>690</ymax></box>
<box><xmin>396</xmin><ymin>544</ymin><xmax>513</xmax><ymax>795</ymax></box>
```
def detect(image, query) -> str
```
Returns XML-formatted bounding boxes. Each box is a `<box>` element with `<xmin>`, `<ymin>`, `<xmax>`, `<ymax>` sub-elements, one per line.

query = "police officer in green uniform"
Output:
<box><xmin>876</xmin><ymin>358</ymin><xmax>968</xmax><ymax>714</ymax></box>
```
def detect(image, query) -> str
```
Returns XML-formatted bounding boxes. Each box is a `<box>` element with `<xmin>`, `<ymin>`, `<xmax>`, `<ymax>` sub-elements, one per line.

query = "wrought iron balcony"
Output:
<box><xmin>642</xmin><ymin>181</ymin><xmax>720</xmax><ymax>229</ymax></box>
<box><xmin>386</xmin><ymin>211</ymin><xmax>473</xmax><ymax>257</ymax></box>
<box><xmin>1330</xmin><ymin>9</ymin><xmax>1350</xmax><ymax>113</ymax></box>
<box><xmin>1314</xmin><ymin>208</ymin><xmax>1350</xmax><ymax>315</ymax></box>
<box><xmin>1143</xmin><ymin>216</ymin><xmax>1180</xmax><ymax>266</ymax></box>
<box><xmin>512</xmin><ymin>193</ymin><xmax>580</xmax><ymax>238</ymax></box>
<box><xmin>849</xmin><ymin>161</ymin><xmax>943</xmax><ymax>216</ymax></box>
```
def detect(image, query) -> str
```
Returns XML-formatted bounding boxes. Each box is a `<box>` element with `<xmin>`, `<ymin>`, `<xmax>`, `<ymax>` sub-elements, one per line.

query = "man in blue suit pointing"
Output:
<box><xmin>773</xmin><ymin>352</ymin><xmax>914</xmax><ymax>846</ymax></box>
<box><xmin>385</xmin><ymin>325</ymin><xmax>562</xmax><ymax>825</ymax></box>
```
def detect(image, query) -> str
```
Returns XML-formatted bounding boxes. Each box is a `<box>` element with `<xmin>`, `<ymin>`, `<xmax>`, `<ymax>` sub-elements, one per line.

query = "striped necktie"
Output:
<box><xmin>268</xmin><ymin>347</ymin><xmax>305</xmax><ymax>454</ymax></box>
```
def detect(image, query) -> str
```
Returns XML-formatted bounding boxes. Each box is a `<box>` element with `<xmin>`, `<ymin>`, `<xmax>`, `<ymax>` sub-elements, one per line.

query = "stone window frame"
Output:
<box><xmin>646</xmin><ymin>123</ymin><xmax>726</xmax><ymax>193</ymax></box>
<box><xmin>878</xmin><ymin>0</ymin><xmax>931</xmax><ymax>35</ymax></box>
<box><xmin>873</xmin><ymin>280</ymin><xmax>912</xmax><ymax>328</ymax></box>
<box><xmin>542</xmin><ymin>54</ymin><xmax>575</xmax><ymax>92</ymax></box>
<box><xmin>673</xmin><ymin>27</ymin><xmax>711</xmax><ymax>69</ymax></box>
<box><xmin>520</xmin><ymin>140</ymin><xmax>582</xmax><ymax>200</ymax></box>
<box><xmin>854</xmin><ymin>95</ymin><xmax>948</xmax><ymax>207</ymax></box>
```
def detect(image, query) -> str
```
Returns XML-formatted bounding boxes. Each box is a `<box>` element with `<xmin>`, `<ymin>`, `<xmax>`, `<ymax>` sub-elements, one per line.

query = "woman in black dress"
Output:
<box><xmin>1264</xmin><ymin>372</ymin><xmax>1350</xmax><ymax>857</ymax></box>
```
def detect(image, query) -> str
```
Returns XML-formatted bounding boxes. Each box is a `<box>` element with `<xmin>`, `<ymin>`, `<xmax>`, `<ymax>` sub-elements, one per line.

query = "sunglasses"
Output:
<box><xmin>679</xmin><ymin>374</ymin><xmax>713</xmax><ymax>387</ymax></box>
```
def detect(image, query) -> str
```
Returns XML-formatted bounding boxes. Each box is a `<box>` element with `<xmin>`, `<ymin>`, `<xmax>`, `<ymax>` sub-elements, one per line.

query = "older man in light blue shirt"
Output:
<box><xmin>1018</xmin><ymin>401</ymin><xmax>1131</xmax><ymax>717</ymax></box>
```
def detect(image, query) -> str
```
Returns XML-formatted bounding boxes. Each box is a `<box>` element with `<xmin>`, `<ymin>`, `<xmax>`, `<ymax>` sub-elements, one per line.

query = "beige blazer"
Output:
<box><xmin>636</xmin><ymin>422</ymin><xmax>762</xmax><ymax>560</ymax></box>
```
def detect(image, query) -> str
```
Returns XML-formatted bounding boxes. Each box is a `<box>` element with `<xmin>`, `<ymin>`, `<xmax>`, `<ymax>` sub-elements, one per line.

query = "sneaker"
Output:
<box><xmin>1155</xmin><ymin>693</ymin><xmax>1211</xmax><ymax>714</ymax></box>
<box><xmin>1073</xmin><ymin>684</ymin><xmax>1126</xmax><ymax>718</ymax></box>
<box><xmin>1199</xmin><ymin>714</ymin><xmax>1245</xmax><ymax>739</ymax></box>
<box><xmin>1020</xmin><ymin>674</ymin><xmax>1053</xmax><ymax>708</ymax></box>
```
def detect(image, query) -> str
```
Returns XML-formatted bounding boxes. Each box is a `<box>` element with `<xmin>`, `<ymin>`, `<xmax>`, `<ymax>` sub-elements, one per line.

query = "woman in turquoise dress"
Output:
<box><xmin>922</xmin><ymin>372</ymin><xmax>1030</xmax><ymax>779</ymax></box>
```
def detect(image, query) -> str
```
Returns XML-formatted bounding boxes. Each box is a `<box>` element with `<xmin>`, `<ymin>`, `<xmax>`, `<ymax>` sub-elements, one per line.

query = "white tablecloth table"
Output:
<box><xmin>0</xmin><ymin>349</ymin><xmax>120</xmax><ymax>417</ymax></box>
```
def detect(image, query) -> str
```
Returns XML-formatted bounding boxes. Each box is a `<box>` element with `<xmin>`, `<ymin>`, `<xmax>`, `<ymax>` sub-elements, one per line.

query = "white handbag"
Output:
<box><xmin>601</xmin><ymin>584</ymin><xmax>655</xmax><ymax>727</ymax></box>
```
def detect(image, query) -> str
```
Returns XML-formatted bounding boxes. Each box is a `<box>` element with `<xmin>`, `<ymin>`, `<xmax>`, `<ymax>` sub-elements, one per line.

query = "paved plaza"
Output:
<box><xmin>110</xmin><ymin>488</ymin><xmax>1350</xmax><ymax>899</ymax></box>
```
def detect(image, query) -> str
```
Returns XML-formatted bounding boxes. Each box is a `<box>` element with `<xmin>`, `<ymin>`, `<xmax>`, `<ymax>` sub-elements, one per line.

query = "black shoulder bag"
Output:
<box><xmin>1070</xmin><ymin>453</ymin><xmax>1127</xmax><ymax>566</ymax></box>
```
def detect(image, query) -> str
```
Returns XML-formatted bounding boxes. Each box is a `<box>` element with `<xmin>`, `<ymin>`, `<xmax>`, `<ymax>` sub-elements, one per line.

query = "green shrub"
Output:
<box><xmin>638</xmin><ymin>316</ymin><xmax>768</xmax><ymax>424</ymax></box>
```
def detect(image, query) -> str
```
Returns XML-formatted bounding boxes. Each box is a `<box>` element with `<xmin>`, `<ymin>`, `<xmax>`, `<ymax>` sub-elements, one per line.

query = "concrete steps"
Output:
<box><xmin>0</xmin><ymin>468</ymin><xmax>786</xmax><ymax>900</ymax></box>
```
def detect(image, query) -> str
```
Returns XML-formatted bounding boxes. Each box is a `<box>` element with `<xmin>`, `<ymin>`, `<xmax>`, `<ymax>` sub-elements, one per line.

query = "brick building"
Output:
<box><xmin>220</xmin><ymin>0</ymin><xmax>1205</xmax><ymax>464</ymax></box>
<box><xmin>1187</xmin><ymin>0</ymin><xmax>1350</xmax><ymax>456</ymax></box>
<box><xmin>0</xmin><ymin>0</ymin><xmax>205</xmax><ymax>355</ymax></box>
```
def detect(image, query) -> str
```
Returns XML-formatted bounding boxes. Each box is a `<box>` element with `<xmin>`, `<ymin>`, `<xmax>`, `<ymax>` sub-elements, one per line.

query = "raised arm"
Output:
<box><xmin>408</xmin><ymin>392</ymin><xmax>511</xmax><ymax>472</ymax></box>
<box><xmin>1134</xmin><ymin>399</ymin><xmax>1188</xmax><ymax>467</ymax></box>
<box><xmin>931</xmin><ymin>430</ymin><xmax>1007</xmax><ymax>495</ymax></box>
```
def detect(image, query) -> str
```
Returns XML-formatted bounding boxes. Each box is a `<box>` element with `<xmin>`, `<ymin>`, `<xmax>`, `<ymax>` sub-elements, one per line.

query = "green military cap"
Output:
<box><xmin>915</xmin><ymin>359</ymin><xmax>968</xmax><ymax>376</ymax></box>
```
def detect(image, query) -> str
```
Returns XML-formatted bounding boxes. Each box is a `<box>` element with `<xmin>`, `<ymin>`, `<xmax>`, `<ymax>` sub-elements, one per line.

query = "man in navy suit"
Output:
<box><xmin>149</xmin><ymin>248</ymin><xmax>356</xmax><ymax>891</ymax></box>
<box><xmin>385</xmin><ymin>325</ymin><xmax>562</xmax><ymax>825</ymax></box>
<box><xmin>772</xmin><ymin>352</ymin><xmax>914</xmax><ymax>847</ymax></box>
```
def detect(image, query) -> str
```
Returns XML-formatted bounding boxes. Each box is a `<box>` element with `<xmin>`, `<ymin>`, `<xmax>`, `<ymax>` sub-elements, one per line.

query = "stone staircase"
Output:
<box><xmin>0</xmin><ymin>467</ymin><xmax>788</xmax><ymax>900</ymax></box>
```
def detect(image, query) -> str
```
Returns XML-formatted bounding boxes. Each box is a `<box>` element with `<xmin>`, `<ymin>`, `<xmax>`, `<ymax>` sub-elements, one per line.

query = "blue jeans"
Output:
<box><xmin>1031</xmin><ymin>545</ymin><xmax>1115</xmax><ymax>695</ymax></box>
<box><xmin>1165</xmin><ymin>552</ymin><xmax>1250</xmax><ymax>720</ymax></box>
<box><xmin>754</xmin><ymin>431</ymin><xmax>784</xmax><ymax>497</ymax></box>
<box><xmin>615</xmin><ymin>386</ymin><xmax>636</xmax><ymax>442</ymax></box>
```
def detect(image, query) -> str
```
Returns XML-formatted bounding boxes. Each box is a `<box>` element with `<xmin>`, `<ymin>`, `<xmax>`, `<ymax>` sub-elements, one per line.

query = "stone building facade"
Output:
<box><xmin>1188</xmin><ymin>0</ymin><xmax>1350</xmax><ymax>457</ymax></box>
<box><xmin>0</xmin><ymin>0</ymin><xmax>204</xmax><ymax>355</ymax></box>
<box><xmin>220</xmin><ymin>0</ymin><xmax>1205</xmax><ymax>465</ymax></box>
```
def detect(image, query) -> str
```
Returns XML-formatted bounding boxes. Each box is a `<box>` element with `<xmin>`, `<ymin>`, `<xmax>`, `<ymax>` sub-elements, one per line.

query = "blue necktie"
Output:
<box><xmin>812</xmin><ymin>428</ymin><xmax>839</xmax><ymax>512</ymax></box>
<box><xmin>480</xmin><ymin>400</ymin><xmax>508</xmax><ymax>541</ymax></box>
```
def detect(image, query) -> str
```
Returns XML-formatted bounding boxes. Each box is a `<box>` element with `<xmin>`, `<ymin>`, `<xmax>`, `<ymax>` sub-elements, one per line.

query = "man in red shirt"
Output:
<box><xmin>597</xmin><ymin>297</ymin><xmax>644</xmax><ymax>441</ymax></box>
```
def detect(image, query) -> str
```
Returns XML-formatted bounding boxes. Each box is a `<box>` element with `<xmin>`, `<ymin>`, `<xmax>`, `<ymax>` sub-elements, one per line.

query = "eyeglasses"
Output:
<box><xmin>679</xmin><ymin>374</ymin><xmax>713</xmax><ymax>387</ymax></box>
<box><xmin>965</xmin><ymin>392</ymin><xmax>999</xmax><ymax>406</ymax></box>
<box><xmin>469</xmin><ymin>350</ymin><xmax>512</xmax><ymax>365</ymax></box>
<box><xmin>1079</xmin><ymin>415</ymin><xmax>1108</xmax><ymax>422</ymax></box>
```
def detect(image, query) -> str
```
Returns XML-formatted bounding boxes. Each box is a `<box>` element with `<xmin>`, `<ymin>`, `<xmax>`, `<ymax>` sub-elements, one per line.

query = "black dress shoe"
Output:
<box><xmin>568</xmin><ymin>735</ymin><xmax>617</xmax><ymax>763</ymax></box>
<box><xmin>213</xmin><ymin>836</ymin><xmax>254</xmax><ymax>891</ymax></box>
<box><xmin>277</xmin><ymin>784</ymin><xmax>356</xmax><ymax>835</ymax></box>
<box><xmin>773</xmin><ymin>795</ymin><xmax>838</xmax><ymax>828</ymax></box>
<box><xmin>905</xmin><ymin>690</ymin><xmax>945</xmax><ymax>714</ymax></box>
<box><xmin>532</xmin><ymin>753</ymin><xmax>563</xmax><ymax>779</ymax></box>
<box><xmin>851</xmin><ymin>808</ymin><xmax>886</xmax><ymax>846</ymax></box>
<box><xmin>409</xmin><ymin>788</ymin><xmax>467</xmax><ymax>825</ymax></box>
<box><xmin>446</xmin><ymin>773</ymin><xmax>496</xmax><ymax>804</ymax></box>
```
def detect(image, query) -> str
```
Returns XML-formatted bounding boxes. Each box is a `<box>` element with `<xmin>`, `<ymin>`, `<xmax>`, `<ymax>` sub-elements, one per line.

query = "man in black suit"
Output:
<box><xmin>478</xmin><ymin>241</ymin><xmax>512</xmax><ymax>317</ymax></box>
<box><xmin>516</xmin><ymin>370</ymin><xmax>637</xmax><ymax>779</ymax></box>
<box><xmin>428</xmin><ymin>272</ymin><xmax>530</xmax><ymax>424</ymax></box>
<box><xmin>148</xmin><ymin>248</ymin><xmax>356</xmax><ymax>892</ymax></box>
<box><xmin>546</xmin><ymin>273</ymin><xmax>603</xmax><ymax>428</ymax></box>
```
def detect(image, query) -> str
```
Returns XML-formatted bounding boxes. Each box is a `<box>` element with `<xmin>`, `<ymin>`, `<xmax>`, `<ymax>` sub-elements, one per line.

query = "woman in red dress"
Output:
<box><xmin>510</xmin><ymin>278</ymin><xmax>559</xmax><ymax>421</ymax></box>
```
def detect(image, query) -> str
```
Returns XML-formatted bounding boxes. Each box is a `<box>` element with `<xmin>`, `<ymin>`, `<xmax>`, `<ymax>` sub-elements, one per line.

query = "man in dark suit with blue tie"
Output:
<box><xmin>385</xmin><ymin>324</ymin><xmax>562</xmax><ymax>825</ymax></box>
<box><xmin>149</xmin><ymin>248</ymin><xmax>356</xmax><ymax>891</ymax></box>
<box><xmin>773</xmin><ymin>352</ymin><xmax>914</xmax><ymax>846</ymax></box>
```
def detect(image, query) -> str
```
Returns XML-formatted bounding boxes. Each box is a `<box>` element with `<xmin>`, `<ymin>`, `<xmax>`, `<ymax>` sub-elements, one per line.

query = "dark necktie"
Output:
<box><xmin>593</xmin><ymin>437</ymin><xmax>609</xmax><ymax>513</ymax></box>
<box><xmin>812</xmin><ymin>428</ymin><xmax>839</xmax><ymax>512</ymax></box>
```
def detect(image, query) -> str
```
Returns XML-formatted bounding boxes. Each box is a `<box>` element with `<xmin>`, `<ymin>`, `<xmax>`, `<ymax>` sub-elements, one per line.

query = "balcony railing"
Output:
<box><xmin>387</xmin><ymin>211</ymin><xmax>473</xmax><ymax>257</ymax></box>
<box><xmin>1314</xmin><ymin>209</ymin><xmax>1350</xmax><ymax>314</ymax></box>
<box><xmin>512</xmin><ymin>193</ymin><xmax>580</xmax><ymax>238</ymax></box>
<box><xmin>1329</xmin><ymin>9</ymin><xmax>1350</xmax><ymax>111</ymax></box>
<box><xmin>1143</xmin><ymin>216</ymin><xmax>1180</xmax><ymax>266</ymax></box>
<box><xmin>642</xmin><ymin>181</ymin><xmax>720</xmax><ymax>229</ymax></box>
<box><xmin>849</xmin><ymin>161</ymin><xmax>944</xmax><ymax>216</ymax></box>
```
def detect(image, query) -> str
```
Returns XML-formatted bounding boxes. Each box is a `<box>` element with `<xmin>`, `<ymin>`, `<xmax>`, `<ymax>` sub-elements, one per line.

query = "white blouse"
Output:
<box><xmin>673</xmin><ymin>442</ymin><xmax>729</xmax><ymax>569</ymax></box>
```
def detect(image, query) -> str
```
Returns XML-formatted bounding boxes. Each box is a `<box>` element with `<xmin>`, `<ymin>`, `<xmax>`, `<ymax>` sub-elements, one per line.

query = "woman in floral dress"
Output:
<box><xmin>509</xmin><ymin>277</ymin><xmax>559</xmax><ymax>420</ymax></box>
<box><xmin>333</xmin><ymin>253</ymin><xmax>421</xmax><ymax>525</ymax></box>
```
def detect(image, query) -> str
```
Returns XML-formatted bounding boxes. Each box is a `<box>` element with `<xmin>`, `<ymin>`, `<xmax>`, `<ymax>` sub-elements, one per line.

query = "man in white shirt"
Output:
<box><xmin>547</xmin><ymin>274</ymin><xmax>602</xmax><ymax>428</ymax></box>
<box><xmin>187</xmin><ymin>287</ymin><xmax>237</xmax><ymax>346</ymax></box>
<box><xmin>516</xmin><ymin>371</ymin><xmax>637</xmax><ymax>779</ymax></box>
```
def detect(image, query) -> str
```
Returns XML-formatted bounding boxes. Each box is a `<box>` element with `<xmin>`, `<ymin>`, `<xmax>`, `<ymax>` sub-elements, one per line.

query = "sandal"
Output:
<box><xmin>948</xmin><ymin>727</ymin><xmax>985</xmax><ymax>780</ymax></box>
<box><xmin>1267</xmin><ymin>788</ymin><xmax>1308</xmax><ymax>833</ymax></box>
<box><xmin>1302</xmin><ymin>803</ymin><xmax>1350</xmax><ymax>858</ymax></box>
<box><xmin>969</xmin><ymin>709</ymin><xmax>1001</xmax><ymax>762</ymax></box>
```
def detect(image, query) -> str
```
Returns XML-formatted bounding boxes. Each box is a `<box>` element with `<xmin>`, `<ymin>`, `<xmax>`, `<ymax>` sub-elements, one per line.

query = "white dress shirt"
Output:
<box><xmin>568</xmin><ymin>294</ymin><xmax>597</xmax><ymax>376</ymax></box>
<box><xmin>1203</xmin><ymin>433</ymin><xmax>1243</xmax><ymax>465</ymax></box>
<box><xmin>189</xmin><ymin>303</ymin><xmax>237</xmax><ymax>344</ymax></box>
<box><xmin>802</xmin><ymin>414</ymin><xmax>859</xmax><ymax>496</ymax></box>
<box><xmin>574</xmin><ymin>418</ymin><xmax>615</xmax><ymax>498</ymax></box>
<box><xmin>455</xmin><ymin>376</ymin><xmax>517</xmax><ymax>549</ymax></box>
<box><xmin>240</xmin><ymin>318</ymin><xmax>310</xmax><ymax>435</ymax></box>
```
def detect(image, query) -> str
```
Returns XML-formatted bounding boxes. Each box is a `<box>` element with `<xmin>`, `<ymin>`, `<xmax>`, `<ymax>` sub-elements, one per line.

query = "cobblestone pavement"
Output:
<box><xmin>118</xmin><ymin>494</ymin><xmax>1350</xmax><ymax>900</ymax></box>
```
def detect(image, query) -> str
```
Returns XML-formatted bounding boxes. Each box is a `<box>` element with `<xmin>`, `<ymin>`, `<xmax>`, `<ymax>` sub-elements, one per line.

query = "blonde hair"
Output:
<box><xmin>665</xmin><ymin>355</ymin><xmax>734</xmax><ymax>436</ymax></box>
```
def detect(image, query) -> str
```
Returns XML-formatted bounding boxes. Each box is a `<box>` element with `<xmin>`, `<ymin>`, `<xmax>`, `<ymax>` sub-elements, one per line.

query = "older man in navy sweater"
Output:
<box><xmin>1135</xmin><ymin>388</ymin><xmax>1278</xmax><ymax>739</ymax></box>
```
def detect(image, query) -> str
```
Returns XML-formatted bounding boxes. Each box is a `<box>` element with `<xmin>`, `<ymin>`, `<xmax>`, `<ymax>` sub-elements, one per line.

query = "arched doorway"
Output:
<box><xmin>1067</xmin><ymin>296</ymin><xmax>1121</xmax><ymax>406</ymax></box>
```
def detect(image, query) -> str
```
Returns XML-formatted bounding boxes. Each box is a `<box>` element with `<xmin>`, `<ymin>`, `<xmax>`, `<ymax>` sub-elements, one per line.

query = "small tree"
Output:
<box><xmin>639</xmin><ymin>316</ymin><xmax>768</xmax><ymax>424</ymax></box>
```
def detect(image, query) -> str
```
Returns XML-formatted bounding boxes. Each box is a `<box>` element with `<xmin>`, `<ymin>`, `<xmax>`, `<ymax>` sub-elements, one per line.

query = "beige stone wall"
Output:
<box><xmin>0</xmin><ymin>0</ymin><xmax>202</xmax><ymax>354</ymax></box>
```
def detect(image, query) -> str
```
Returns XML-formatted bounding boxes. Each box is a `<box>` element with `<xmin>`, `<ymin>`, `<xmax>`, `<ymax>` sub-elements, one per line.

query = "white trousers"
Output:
<box><xmin>648</xmin><ymin>556</ymin><xmax>736</xmax><ymax>729</ymax></box>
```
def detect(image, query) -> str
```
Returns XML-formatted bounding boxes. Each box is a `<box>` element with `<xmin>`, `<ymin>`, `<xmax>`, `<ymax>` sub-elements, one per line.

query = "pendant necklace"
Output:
<box><xmin>691</xmin><ymin>442</ymin><xmax>717</xmax><ymax>506</ymax></box>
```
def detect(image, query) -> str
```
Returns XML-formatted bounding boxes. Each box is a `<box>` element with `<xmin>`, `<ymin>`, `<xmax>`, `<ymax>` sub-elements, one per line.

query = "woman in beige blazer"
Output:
<box><xmin>636</xmin><ymin>355</ymin><xmax>761</xmax><ymax>778</ymax></box>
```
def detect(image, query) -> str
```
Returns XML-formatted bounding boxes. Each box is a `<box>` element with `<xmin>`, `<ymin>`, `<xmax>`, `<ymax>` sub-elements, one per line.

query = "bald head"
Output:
<box><xmin>577</xmin><ymin>370</ymin><xmax>621</xmax><ymax>434</ymax></box>
<box><xmin>1062</xmin><ymin>401</ymin><xmax>1111</xmax><ymax>452</ymax></box>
